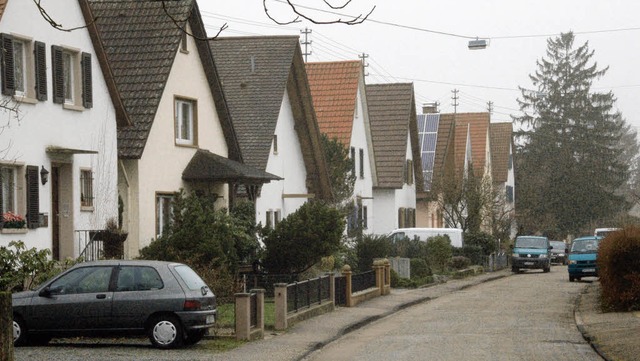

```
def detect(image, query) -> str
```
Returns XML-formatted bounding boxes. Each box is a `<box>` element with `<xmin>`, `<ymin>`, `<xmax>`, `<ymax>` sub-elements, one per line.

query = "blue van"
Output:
<box><xmin>568</xmin><ymin>236</ymin><xmax>602</xmax><ymax>282</ymax></box>
<box><xmin>511</xmin><ymin>236</ymin><xmax>551</xmax><ymax>273</ymax></box>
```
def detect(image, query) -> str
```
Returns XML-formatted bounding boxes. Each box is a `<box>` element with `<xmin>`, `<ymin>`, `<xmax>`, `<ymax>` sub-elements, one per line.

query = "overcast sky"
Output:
<box><xmin>197</xmin><ymin>0</ymin><xmax>640</xmax><ymax>129</ymax></box>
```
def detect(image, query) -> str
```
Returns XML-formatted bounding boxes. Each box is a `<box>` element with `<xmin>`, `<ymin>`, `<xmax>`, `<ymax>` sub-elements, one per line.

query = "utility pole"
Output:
<box><xmin>300</xmin><ymin>28</ymin><xmax>312</xmax><ymax>62</ymax></box>
<box><xmin>358</xmin><ymin>52</ymin><xmax>369</xmax><ymax>76</ymax></box>
<box><xmin>487</xmin><ymin>101</ymin><xmax>494</xmax><ymax>116</ymax></box>
<box><xmin>451</xmin><ymin>89</ymin><xmax>459</xmax><ymax>114</ymax></box>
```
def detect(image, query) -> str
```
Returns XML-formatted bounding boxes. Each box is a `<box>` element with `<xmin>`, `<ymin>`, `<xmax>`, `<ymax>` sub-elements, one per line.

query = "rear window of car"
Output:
<box><xmin>173</xmin><ymin>265</ymin><xmax>207</xmax><ymax>291</ymax></box>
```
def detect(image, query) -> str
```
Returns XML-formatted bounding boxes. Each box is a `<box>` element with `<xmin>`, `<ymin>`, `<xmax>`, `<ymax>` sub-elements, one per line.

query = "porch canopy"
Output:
<box><xmin>182</xmin><ymin>149</ymin><xmax>281</xmax><ymax>201</ymax></box>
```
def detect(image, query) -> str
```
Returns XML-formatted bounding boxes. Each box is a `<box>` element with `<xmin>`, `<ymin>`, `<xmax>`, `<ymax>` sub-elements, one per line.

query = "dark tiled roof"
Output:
<box><xmin>490</xmin><ymin>122</ymin><xmax>513</xmax><ymax>183</ymax></box>
<box><xmin>183</xmin><ymin>149</ymin><xmax>281</xmax><ymax>183</ymax></box>
<box><xmin>82</xmin><ymin>0</ymin><xmax>239</xmax><ymax>160</ymax></box>
<box><xmin>209</xmin><ymin>36</ymin><xmax>297</xmax><ymax>170</ymax></box>
<box><xmin>366</xmin><ymin>83</ymin><xmax>423</xmax><ymax>189</ymax></box>
<box><xmin>305</xmin><ymin>61</ymin><xmax>361</xmax><ymax>146</ymax></box>
<box><xmin>209</xmin><ymin>36</ymin><xmax>333</xmax><ymax>200</ymax></box>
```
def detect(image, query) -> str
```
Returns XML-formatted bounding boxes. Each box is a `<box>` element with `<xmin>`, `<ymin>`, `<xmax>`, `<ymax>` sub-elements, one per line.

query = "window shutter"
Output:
<box><xmin>359</xmin><ymin>148</ymin><xmax>364</xmax><ymax>178</ymax></box>
<box><xmin>34</xmin><ymin>41</ymin><xmax>47</xmax><ymax>101</ymax></box>
<box><xmin>26</xmin><ymin>165</ymin><xmax>40</xmax><ymax>229</ymax></box>
<box><xmin>81</xmin><ymin>52</ymin><xmax>92</xmax><ymax>108</ymax></box>
<box><xmin>51</xmin><ymin>45</ymin><xmax>64</xmax><ymax>104</ymax></box>
<box><xmin>1</xmin><ymin>33</ymin><xmax>16</xmax><ymax>96</ymax></box>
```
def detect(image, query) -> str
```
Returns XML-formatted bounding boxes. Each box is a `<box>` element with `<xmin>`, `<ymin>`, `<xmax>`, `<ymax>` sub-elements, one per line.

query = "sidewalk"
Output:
<box><xmin>575</xmin><ymin>282</ymin><xmax>640</xmax><ymax>361</ymax></box>
<box><xmin>218</xmin><ymin>269</ymin><xmax>640</xmax><ymax>361</ymax></box>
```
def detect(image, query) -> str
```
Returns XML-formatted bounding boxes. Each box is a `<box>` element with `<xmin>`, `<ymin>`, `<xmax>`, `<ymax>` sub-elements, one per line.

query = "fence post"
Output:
<box><xmin>328</xmin><ymin>273</ymin><xmax>335</xmax><ymax>305</ymax></box>
<box><xmin>251</xmin><ymin>288</ymin><xmax>265</xmax><ymax>338</ymax></box>
<box><xmin>235</xmin><ymin>292</ymin><xmax>250</xmax><ymax>341</ymax></box>
<box><xmin>384</xmin><ymin>258</ymin><xmax>391</xmax><ymax>295</ymax></box>
<box><xmin>274</xmin><ymin>283</ymin><xmax>288</xmax><ymax>330</ymax></box>
<box><xmin>373</xmin><ymin>259</ymin><xmax>384</xmax><ymax>295</ymax></box>
<box><xmin>341</xmin><ymin>265</ymin><xmax>353</xmax><ymax>307</ymax></box>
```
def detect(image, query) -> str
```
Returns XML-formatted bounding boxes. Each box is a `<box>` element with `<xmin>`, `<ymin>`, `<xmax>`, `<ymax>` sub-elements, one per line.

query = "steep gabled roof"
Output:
<box><xmin>209</xmin><ymin>36</ymin><xmax>332</xmax><ymax>200</ymax></box>
<box><xmin>0</xmin><ymin>0</ymin><xmax>7</xmax><ymax>21</ymax></box>
<box><xmin>490</xmin><ymin>122</ymin><xmax>513</xmax><ymax>183</ymax></box>
<box><xmin>433</xmin><ymin>113</ymin><xmax>456</xmax><ymax>181</ymax></box>
<box><xmin>366</xmin><ymin>83</ymin><xmax>423</xmax><ymax>190</ymax></box>
<box><xmin>81</xmin><ymin>0</ymin><xmax>240</xmax><ymax>160</ymax></box>
<box><xmin>305</xmin><ymin>60</ymin><xmax>362</xmax><ymax>146</ymax></box>
<box><xmin>450</xmin><ymin>112</ymin><xmax>491</xmax><ymax>178</ymax></box>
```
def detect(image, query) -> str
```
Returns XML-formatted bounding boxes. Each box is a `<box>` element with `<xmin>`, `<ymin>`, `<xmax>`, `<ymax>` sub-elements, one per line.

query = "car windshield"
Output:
<box><xmin>571</xmin><ymin>239</ymin><xmax>599</xmax><ymax>253</ymax></box>
<box><xmin>515</xmin><ymin>237</ymin><xmax>547</xmax><ymax>249</ymax></box>
<box><xmin>550</xmin><ymin>241</ymin><xmax>565</xmax><ymax>250</ymax></box>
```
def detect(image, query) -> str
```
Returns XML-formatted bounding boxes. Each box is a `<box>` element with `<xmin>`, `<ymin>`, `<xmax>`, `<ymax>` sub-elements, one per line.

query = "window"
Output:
<box><xmin>506</xmin><ymin>185</ymin><xmax>514</xmax><ymax>203</ymax></box>
<box><xmin>80</xmin><ymin>169</ymin><xmax>94</xmax><ymax>209</ymax></box>
<box><xmin>175</xmin><ymin>98</ymin><xmax>197</xmax><ymax>146</ymax></box>
<box><xmin>180</xmin><ymin>32</ymin><xmax>188</xmax><ymax>53</ymax></box>
<box><xmin>156</xmin><ymin>193</ymin><xmax>174</xmax><ymax>238</ymax></box>
<box><xmin>1</xmin><ymin>34</ymin><xmax>46</xmax><ymax>101</ymax></box>
<box><xmin>350</xmin><ymin>146</ymin><xmax>356</xmax><ymax>175</ymax></box>
<box><xmin>0</xmin><ymin>167</ymin><xmax>16</xmax><ymax>213</ymax></box>
<box><xmin>49</xmin><ymin>266</ymin><xmax>113</xmax><ymax>295</ymax></box>
<box><xmin>398</xmin><ymin>207</ymin><xmax>406</xmax><ymax>228</ymax></box>
<box><xmin>52</xmin><ymin>45</ymin><xmax>91</xmax><ymax>108</ymax></box>
<box><xmin>359</xmin><ymin>148</ymin><xmax>364</xmax><ymax>178</ymax></box>
<box><xmin>273</xmin><ymin>134</ymin><xmax>278</xmax><ymax>154</ymax></box>
<box><xmin>265</xmin><ymin>210</ymin><xmax>281</xmax><ymax>229</ymax></box>
<box><xmin>116</xmin><ymin>266</ymin><xmax>163</xmax><ymax>292</ymax></box>
<box><xmin>361</xmin><ymin>205</ymin><xmax>368</xmax><ymax>229</ymax></box>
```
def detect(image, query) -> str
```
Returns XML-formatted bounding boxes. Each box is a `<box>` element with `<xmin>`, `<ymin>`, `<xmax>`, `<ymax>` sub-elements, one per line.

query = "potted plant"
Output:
<box><xmin>1</xmin><ymin>212</ymin><xmax>26</xmax><ymax>231</ymax></box>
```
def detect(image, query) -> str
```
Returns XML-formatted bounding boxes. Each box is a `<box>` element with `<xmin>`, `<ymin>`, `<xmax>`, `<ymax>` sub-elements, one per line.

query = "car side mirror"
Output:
<box><xmin>565</xmin><ymin>248</ymin><xmax>569</xmax><ymax>254</ymax></box>
<box><xmin>548</xmin><ymin>245</ymin><xmax>553</xmax><ymax>250</ymax></box>
<box><xmin>38</xmin><ymin>287</ymin><xmax>52</xmax><ymax>298</ymax></box>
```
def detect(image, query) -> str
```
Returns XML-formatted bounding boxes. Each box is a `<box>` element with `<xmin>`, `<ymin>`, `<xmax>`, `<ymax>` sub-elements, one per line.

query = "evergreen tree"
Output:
<box><xmin>514</xmin><ymin>32</ymin><xmax>633</xmax><ymax>237</ymax></box>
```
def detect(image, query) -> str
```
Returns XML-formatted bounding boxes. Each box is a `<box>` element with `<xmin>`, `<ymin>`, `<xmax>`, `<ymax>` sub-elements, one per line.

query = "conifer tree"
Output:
<box><xmin>514</xmin><ymin>32</ymin><xmax>633</xmax><ymax>237</ymax></box>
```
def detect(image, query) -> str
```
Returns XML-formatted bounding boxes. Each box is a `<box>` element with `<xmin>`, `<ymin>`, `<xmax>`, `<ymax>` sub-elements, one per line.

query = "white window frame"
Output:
<box><xmin>62</xmin><ymin>50</ymin><xmax>75</xmax><ymax>104</ymax></box>
<box><xmin>156</xmin><ymin>193</ymin><xmax>174</xmax><ymax>238</ymax></box>
<box><xmin>175</xmin><ymin>98</ymin><xmax>196</xmax><ymax>146</ymax></box>
<box><xmin>1</xmin><ymin>166</ymin><xmax>17</xmax><ymax>213</ymax></box>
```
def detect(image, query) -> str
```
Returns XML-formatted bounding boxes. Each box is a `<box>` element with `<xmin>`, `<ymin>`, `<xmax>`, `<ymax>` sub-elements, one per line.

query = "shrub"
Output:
<box><xmin>598</xmin><ymin>226</ymin><xmax>640</xmax><ymax>311</ymax></box>
<box><xmin>353</xmin><ymin>234</ymin><xmax>392</xmax><ymax>272</ymax></box>
<box><xmin>464</xmin><ymin>232</ymin><xmax>497</xmax><ymax>255</ymax></box>
<box><xmin>449</xmin><ymin>256</ymin><xmax>471</xmax><ymax>270</ymax></box>
<box><xmin>261</xmin><ymin>201</ymin><xmax>345</xmax><ymax>274</ymax></box>
<box><xmin>425</xmin><ymin>235</ymin><xmax>452</xmax><ymax>273</ymax></box>
<box><xmin>391</xmin><ymin>237</ymin><xmax>428</xmax><ymax>259</ymax></box>
<box><xmin>454</xmin><ymin>245</ymin><xmax>484</xmax><ymax>266</ymax></box>
<box><xmin>410</xmin><ymin>258</ymin><xmax>431</xmax><ymax>279</ymax></box>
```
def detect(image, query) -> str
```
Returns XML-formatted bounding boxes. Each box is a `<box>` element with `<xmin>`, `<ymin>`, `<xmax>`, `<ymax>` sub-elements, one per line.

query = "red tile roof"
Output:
<box><xmin>305</xmin><ymin>60</ymin><xmax>362</xmax><ymax>146</ymax></box>
<box><xmin>490</xmin><ymin>122</ymin><xmax>513</xmax><ymax>183</ymax></box>
<box><xmin>451</xmin><ymin>113</ymin><xmax>491</xmax><ymax>177</ymax></box>
<box><xmin>0</xmin><ymin>0</ymin><xmax>7</xmax><ymax>21</ymax></box>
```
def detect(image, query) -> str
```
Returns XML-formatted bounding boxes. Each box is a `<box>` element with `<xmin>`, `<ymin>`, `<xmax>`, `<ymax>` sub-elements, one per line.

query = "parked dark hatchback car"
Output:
<box><xmin>12</xmin><ymin>260</ymin><xmax>216</xmax><ymax>349</ymax></box>
<box><xmin>549</xmin><ymin>240</ymin><xmax>568</xmax><ymax>265</ymax></box>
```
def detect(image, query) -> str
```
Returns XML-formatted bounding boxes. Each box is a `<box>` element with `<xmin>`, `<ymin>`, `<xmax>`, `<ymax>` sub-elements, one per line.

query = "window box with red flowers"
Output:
<box><xmin>1</xmin><ymin>212</ymin><xmax>28</xmax><ymax>234</ymax></box>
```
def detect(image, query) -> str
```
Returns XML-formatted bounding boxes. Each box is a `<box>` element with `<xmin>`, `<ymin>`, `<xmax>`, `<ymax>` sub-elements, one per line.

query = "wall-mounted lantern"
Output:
<box><xmin>40</xmin><ymin>166</ymin><xmax>49</xmax><ymax>185</ymax></box>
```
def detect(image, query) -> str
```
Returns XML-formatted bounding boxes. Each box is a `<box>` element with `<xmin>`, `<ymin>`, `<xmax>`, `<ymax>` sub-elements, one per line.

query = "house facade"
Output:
<box><xmin>0</xmin><ymin>0</ymin><xmax>121</xmax><ymax>259</ymax></box>
<box><xmin>366</xmin><ymin>83</ymin><xmax>423</xmax><ymax>234</ymax></box>
<box><xmin>306</xmin><ymin>60</ymin><xmax>377</xmax><ymax>234</ymax></box>
<box><xmin>210</xmin><ymin>36</ymin><xmax>332</xmax><ymax>228</ymax></box>
<box><xmin>84</xmin><ymin>0</ymin><xmax>275</xmax><ymax>258</ymax></box>
<box><xmin>490</xmin><ymin>122</ymin><xmax>516</xmax><ymax>239</ymax></box>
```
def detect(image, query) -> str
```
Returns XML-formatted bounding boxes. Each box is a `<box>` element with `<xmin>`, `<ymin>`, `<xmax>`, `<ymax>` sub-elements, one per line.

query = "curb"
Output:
<box><xmin>574</xmin><ymin>285</ymin><xmax>611</xmax><ymax>361</ymax></box>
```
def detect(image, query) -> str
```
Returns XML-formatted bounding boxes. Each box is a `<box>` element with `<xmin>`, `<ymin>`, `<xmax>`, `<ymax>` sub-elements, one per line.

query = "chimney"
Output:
<box><xmin>422</xmin><ymin>102</ymin><xmax>439</xmax><ymax>114</ymax></box>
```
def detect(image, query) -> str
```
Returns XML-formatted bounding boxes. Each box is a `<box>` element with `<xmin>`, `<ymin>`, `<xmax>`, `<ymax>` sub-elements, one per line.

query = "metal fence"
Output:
<box><xmin>286</xmin><ymin>275</ymin><xmax>331</xmax><ymax>314</ymax></box>
<box><xmin>482</xmin><ymin>253</ymin><xmax>509</xmax><ymax>272</ymax></box>
<box><xmin>351</xmin><ymin>270</ymin><xmax>376</xmax><ymax>293</ymax></box>
<box><xmin>242</xmin><ymin>273</ymin><xmax>298</xmax><ymax>297</ymax></box>
<box><xmin>76</xmin><ymin>230</ymin><xmax>103</xmax><ymax>261</ymax></box>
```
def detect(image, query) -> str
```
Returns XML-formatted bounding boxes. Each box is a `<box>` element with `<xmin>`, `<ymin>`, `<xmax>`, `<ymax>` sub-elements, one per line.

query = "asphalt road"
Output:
<box><xmin>304</xmin><ymin>267</ymin><xmax>601</xmax><ymax>361</ymax></box>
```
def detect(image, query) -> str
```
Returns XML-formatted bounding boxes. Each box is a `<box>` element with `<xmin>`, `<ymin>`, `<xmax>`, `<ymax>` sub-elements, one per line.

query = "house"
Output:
<box><xmin>306</xmin><ymin>60</ymin><xmax>377</xmax><ymax>234</ymax></box>
<box><xmin>83</xmin><ymin>0</ymin><xmax>277</xmax><ymax>258</ymax></box>
<box><xmin>489</xmin><ymin>122</ymin><xmax>516</xmax><ymax>239</ymax></box>
<box><xmin>0</xmin><ymin>0</ymin><xmax>121</xmax><ymax>259</ymax></box>
<box><xmin>366</xmin><ymin>83</ymin><xmax>423</xmax><ymax>234</ymax></box>
<box><xmin>209</xmin><ymin>36</ymin><xmax>332</xmax><ymax>227</ymax></box>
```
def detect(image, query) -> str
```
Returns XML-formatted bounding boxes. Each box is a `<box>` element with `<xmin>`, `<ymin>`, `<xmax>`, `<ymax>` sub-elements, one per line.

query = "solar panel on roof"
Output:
<box><xmin>417</xmin><ymin>114</ymin><xmax>440</xmax><ymax>191</ymax></box>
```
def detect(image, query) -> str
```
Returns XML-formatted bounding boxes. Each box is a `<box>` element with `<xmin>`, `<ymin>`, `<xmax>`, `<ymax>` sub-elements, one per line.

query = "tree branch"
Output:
<box><xmin>266</xmin><ymin>0</ymin><xmax>375</xmax><ymax>26</ymax></box>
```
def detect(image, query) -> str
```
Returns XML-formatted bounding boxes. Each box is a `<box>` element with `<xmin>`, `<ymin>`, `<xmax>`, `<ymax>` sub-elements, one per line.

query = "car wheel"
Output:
<box><xmin>149</xmin><ymin>315</ymin><xmax>183</xmax><ymax>349</ymax></box>
<box><xmin>184</xmin><ymin>329</ymin><xmax>207</xmax><ymax>346</ymax></box>
<box><xmin>543</xmin><ymin>266</ymin><xmax>550</xmax><ymax>273</ymax></box>
<box><xmin>569</xmin><ymin>276</ymin><xmax>575</xmax><ymax>282</ymax></box>
<box><xmin>511</xmin><ymin>267</ymin><xmax>519</xmax><ymax>273</ymax></box>
<box><xmin>13</xmin><ymin>316</ymin><xmax>26</xmax><ymax>346</ymax></box>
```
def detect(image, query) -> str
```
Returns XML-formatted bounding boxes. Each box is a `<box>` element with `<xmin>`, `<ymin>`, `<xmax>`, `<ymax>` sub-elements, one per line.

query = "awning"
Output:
<box><xmin>182</xmin><ymin>149</ymin><xmax>282</xmax><ymax>184</ymax></box>
<box><xmin>46</xmin><ymin>146</ymin><xmax>98</xmax><ymax>154</ymax></box>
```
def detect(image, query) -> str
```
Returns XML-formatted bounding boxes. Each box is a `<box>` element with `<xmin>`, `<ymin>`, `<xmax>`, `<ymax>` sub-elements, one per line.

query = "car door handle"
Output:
<box><xmin>96</xmin><ymin>294</ymin><xmax>107</xmax><ymax>299</ymax></box>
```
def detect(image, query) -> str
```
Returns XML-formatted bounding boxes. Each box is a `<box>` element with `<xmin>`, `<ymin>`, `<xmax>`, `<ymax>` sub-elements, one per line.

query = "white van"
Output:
<box><xmin>388</xmin><ymin>228</ymin><xmax>464</xmax><ymax>248</ymax></box>
<box><xmin>594</xmin><ymin>227</ymin><xmax>621</xmax><ymax>238</ymax></box>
